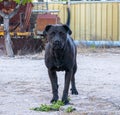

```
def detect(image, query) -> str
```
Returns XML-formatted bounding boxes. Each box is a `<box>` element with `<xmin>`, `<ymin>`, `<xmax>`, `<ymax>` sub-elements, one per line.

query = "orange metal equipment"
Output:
<box><xmin>35</xmin><ymin>13</ymin><xmax>60</xmax><ymax>35</ymax></box>
<box><xmin>0</xmin><ymin>1</ymin><xmax>33</xmax><ymax>33</ymax></box>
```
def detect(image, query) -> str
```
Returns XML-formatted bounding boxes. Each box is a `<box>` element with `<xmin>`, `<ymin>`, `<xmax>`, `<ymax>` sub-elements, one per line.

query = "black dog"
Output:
<box><xmin>43</xmin><ymin>7</ymin><xmax>78</xmax><ymax>104</ymax></box>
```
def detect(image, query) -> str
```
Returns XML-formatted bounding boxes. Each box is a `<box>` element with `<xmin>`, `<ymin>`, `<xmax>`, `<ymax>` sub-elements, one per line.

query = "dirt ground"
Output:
<box><xmin>0</xmin><ymin>48</ymin><xmax>120</xmax><ymax>115</ymax></box>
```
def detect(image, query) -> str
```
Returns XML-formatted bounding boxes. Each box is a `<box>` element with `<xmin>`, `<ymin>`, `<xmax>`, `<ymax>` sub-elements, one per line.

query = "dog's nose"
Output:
<box><xmin>54</xmin><ymin>40</ymin><xmax>60</xmax><ymax>45</ymax></box>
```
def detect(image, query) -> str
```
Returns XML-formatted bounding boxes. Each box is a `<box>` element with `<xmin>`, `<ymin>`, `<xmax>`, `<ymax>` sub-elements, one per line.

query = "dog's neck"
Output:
<box><xmin>52</xmin><ymin>47</ymin><xmax>66</xmax><ymax>68</ymax></box>
<box><xmin>53</xmin><ymin>48</ymin><xmax>64</xmax><ymax>59</ymax></box>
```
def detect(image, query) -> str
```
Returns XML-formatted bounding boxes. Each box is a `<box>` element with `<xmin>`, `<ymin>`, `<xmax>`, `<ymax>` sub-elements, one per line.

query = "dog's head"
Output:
<box><xmin>43</xmin><ymin>24</ymin><xmax>72</xmax><ymax>50</ymax></box>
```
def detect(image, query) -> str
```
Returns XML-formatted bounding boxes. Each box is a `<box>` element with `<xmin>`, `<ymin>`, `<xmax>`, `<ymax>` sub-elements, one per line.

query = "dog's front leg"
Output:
<box><xmin>62</xmin><ymin>70</ymin><xmax>72</xmax><ymax>104</ymax></box>
<box><xmin>48</xmin><ymin>70</ymin><xmax>59</xmax><ymax>103</ymax></box>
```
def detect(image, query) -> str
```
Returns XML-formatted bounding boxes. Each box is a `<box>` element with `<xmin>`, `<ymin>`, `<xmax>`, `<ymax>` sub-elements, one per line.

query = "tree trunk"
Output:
<box><xmin>0</xmin><ymin>1</ymin><xmax>22</xmax><ymax>57</ymax></box>
<box><xmin>4</xmin><ymin>15</ymin><xmax>14</xmax><ymax>57</ymax></box>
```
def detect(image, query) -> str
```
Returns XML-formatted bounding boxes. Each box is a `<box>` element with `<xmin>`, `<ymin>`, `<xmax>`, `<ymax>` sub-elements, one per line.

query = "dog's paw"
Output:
<box><xmin>71</xmin><ymin>88</ymin><xmax>78</xmax><ymax>95</ymax></box>
<box><xmin>50</xmin><ymin>96</ymin><xmax>58</xmax><ymax>103</ymax></box>
<box><xmin>62</xmin><ymin>98</ymin><xmax>69</xmax><ymax>105</ymax></box>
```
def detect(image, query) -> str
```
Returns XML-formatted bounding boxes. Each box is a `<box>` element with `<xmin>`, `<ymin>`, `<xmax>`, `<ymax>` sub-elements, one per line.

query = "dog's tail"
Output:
<box><xmin>66</xmin><ymin>2</ymin><xmax>71</xmax><ymax>27</ymax></box>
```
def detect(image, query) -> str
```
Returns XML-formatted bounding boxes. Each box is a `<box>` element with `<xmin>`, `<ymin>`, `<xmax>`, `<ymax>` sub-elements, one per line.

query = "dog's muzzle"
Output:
<box><xmin>53</xmin><ymin>40</ymin><xmax>63</xmax><ymax>49</ymax></box>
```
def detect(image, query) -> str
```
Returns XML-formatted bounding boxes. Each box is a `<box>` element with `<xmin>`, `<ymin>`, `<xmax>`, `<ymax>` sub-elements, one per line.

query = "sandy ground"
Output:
<box><xmin>0</xmin><ymin>48</ymin><xmax>120</xmax><ymax>115</ymax></box>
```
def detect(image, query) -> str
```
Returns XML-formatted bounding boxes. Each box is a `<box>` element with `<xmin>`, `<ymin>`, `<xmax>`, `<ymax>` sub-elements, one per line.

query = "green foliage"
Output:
<box><xmin>51</xmin><ymin>100</ymin><xmax>64</xmax><ymax>111</ymax></box>
<box><xmin>13</xmin><ymin>0</ymin><xmax>32</xmax><ymax>4</ymax></box>
<box><xmin>31</xmin><ymin>104</ymin><xmax>51</xmax><ymax>112</ymax></box>
<box><xmin>31</xmin><ymin>100</ymin><xmax>64</xmax><ymax>112</ymax></box>
<box><xmin>65</xmin><ymin>106</ymin><xmax>76</xmax><ymax>113</ymax></box>
<box><xmin>90</xmin><ymin>44</ymin><xmax>96</xmax><ymax>49</ymax></box>
<box><xmin>0</xmin><ymin>0</ymin><xmax>32</xmax><ymax>4</ymax></box>
<box><xmin>31</xmin><ymin>100</ymin><xmax>76</xmax><ymax>113</ymax></box>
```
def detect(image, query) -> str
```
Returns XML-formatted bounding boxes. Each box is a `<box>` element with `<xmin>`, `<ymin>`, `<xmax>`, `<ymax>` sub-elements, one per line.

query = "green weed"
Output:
<box><xmin>65</xmin><ymin>106</ymin><xmax>76</xmax><ymax>113</ymax></box>
<box><xmin>31</xmin><ymin>100</ymin><xmax>76</xmax><ymax>113</ymax></box>
<box><xmin>31</xmin><ymin>100</ymin><xmax>64</xmax><ymax>112</ymax></box>
<box><xmin>30</xmin><ymin>104</ymin><xmax>51</xmax><ymax>112</ymax></box>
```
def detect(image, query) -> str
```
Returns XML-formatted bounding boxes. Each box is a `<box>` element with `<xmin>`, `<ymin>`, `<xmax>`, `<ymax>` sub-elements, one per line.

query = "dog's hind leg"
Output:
<box><xmin>71</xmin><ymin>64</ymin><xmax>78</xmax><ymax>95</ymax></box>
<box><xmin>48</xmin><ymin>70</ymin><xmax>59</xmax><ymax>103</ymax></box>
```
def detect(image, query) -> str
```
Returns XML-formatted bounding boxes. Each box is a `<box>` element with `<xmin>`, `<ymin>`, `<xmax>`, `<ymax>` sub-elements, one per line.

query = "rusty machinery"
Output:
<box><xmin>0</xmin><ymin>1</ymin><xmax>60</xmax><ymax>55</ymax></box>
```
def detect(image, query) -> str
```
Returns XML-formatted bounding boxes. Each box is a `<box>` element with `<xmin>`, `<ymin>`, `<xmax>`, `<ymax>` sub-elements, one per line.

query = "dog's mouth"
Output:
<box><xmin>52</xmin><ymin>42</ymin><xmax>63</xmax><ymax>50</ymax></box>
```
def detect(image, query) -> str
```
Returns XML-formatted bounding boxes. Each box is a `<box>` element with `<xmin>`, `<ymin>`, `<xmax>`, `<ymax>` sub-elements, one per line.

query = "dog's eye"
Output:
<box><xmin>59</xmin><ymin>32</ymin><xmax>66</xmax><ymax>38</ymax></box>
<box><xmin>59</xmin><ymin>32</ymin><xmax>63</xmax><ymax>34</ymax></box>
<box><xmin>50</xmin><ymin>32</ymin><xmax>55</xmax><ymax>36</ymax></box>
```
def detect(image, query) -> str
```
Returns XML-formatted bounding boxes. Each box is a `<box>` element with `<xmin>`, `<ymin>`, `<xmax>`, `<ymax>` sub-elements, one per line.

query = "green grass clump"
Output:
<box><xmin>31</xmin><ymin>100</ymin><xmax>76</xmax><ymax>113</ymax></box>
<box><xmin>31</xmin><ymin>100</ymin><xmax>64</xmax><ymax>112</ymax></box>
<box><xmin>31</xmin><ymin>104</ymin><xmax>51</xmax><ymax>112</ymax></box>
<box><xmin>51</xmin><ymin>100</ymin><xmax>64</xmax><ymax>111</ymax></box>
<box><xmin>65</xmin><ymin>106</ymin><xmax>76</xmax><ymax>113</ymax></box>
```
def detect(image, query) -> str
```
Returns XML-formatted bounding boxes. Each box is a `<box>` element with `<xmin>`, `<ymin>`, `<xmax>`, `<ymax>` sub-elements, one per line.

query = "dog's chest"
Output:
<box><xmin>53</xmin><ymin>51</ymin><xmax>65</xmax><ymax>71</ymax></box>
<box><xmin>54</xmin><ymin>58</ymin><xmax>63</xmax><ymax>68</ymax></box>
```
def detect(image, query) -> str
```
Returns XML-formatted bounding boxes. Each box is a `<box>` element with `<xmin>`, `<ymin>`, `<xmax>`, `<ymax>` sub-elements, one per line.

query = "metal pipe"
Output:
<box><xmin>74</xmin><ymin>40</ymin><xmax>120</xmax><ymax>47</ymax></box>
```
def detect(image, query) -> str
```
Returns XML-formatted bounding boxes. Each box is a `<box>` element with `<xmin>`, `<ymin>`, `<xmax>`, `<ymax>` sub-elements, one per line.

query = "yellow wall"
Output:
<box><xmin>48</xmin><ymin>2</ymin><xmax>120</xmax><ymax>41</ymax></box>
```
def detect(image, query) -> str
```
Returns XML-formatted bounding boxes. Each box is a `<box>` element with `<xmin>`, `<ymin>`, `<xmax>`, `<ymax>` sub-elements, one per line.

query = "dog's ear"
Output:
<box><xmin>43</xmin><ymin>25</ymin><xmax>52</xmax><ymax>36</ymax></box>
<box><xmin>63</xmin><ymin>25</ymin><xmax>72</xmax><ymax>35</ymax></box>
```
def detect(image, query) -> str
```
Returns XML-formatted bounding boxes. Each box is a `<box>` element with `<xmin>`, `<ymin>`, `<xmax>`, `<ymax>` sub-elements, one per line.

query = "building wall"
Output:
<box><xmin>48</xmin><ymin>2</ymin><xmax>120</xmax><ymax>41</ymax></box>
